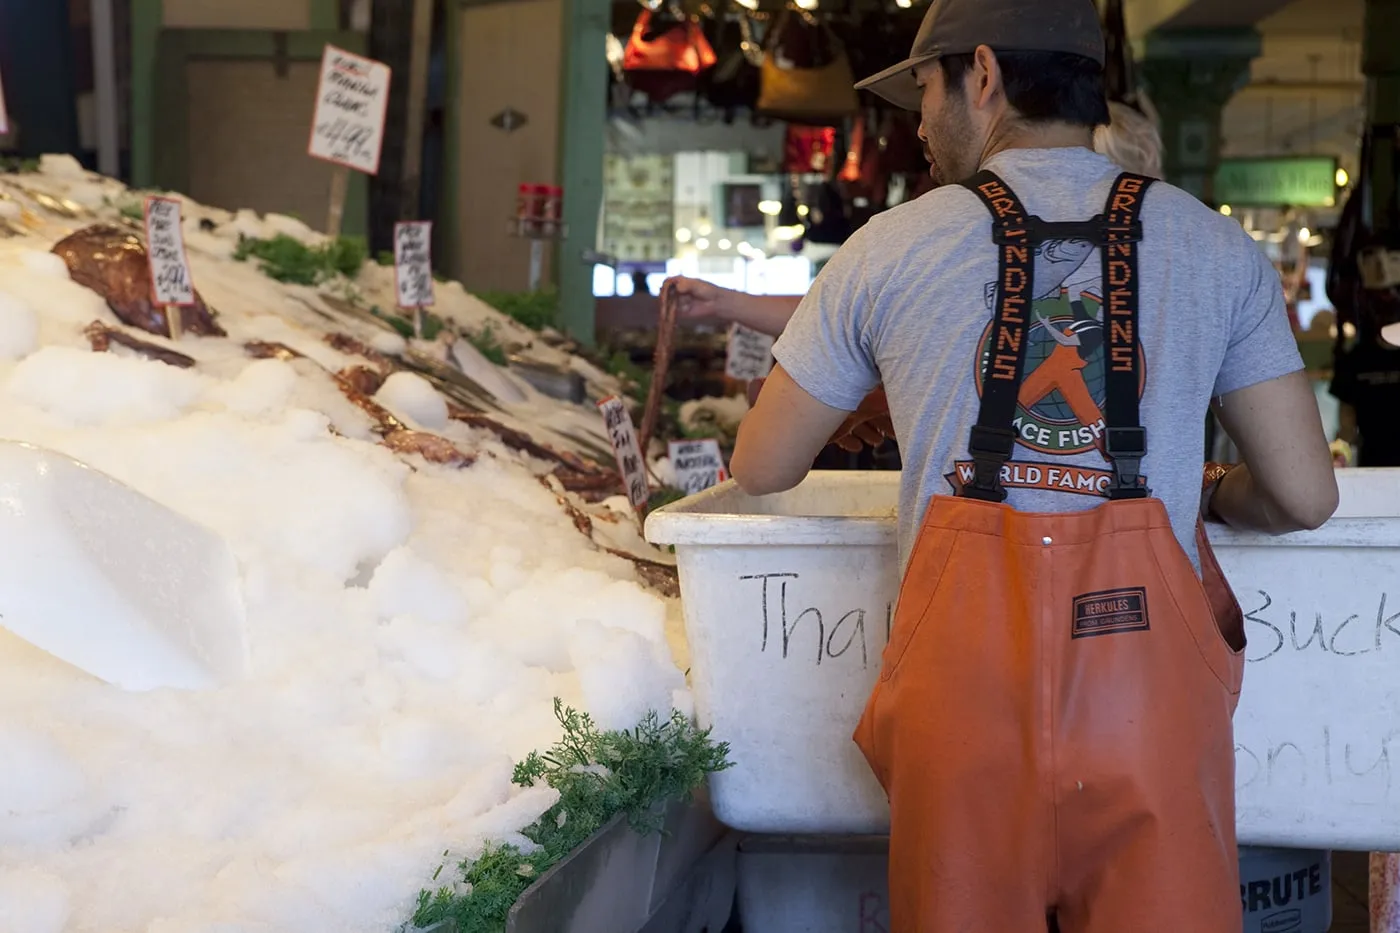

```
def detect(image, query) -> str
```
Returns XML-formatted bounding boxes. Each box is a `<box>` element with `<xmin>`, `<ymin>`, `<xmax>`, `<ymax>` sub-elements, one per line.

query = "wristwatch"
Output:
<box><xmin>1200</xmin><ymin>462</ymin><xmax>1233</xmax><ymax>524</ymax></box>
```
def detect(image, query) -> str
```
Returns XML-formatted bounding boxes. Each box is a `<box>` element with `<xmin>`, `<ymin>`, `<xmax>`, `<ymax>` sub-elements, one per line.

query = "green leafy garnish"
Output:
<box><xmin>466</xmin><ymin>323</ymin><xmax>508</xmax><ymax>367</ymax></box>
<box><xmin>410</xmin><ymin>699</ymin><xmax>731</xmax><ymax>933</ymax></box>
<box><xmin>233</xmin><ymin>234</ymin><xmax>368</xmax><ymax>285</ymax></box>
<box><xmin>475</xmin><ymin>288</ymin><xmax>559</xmax><ymax>332</ymax></box>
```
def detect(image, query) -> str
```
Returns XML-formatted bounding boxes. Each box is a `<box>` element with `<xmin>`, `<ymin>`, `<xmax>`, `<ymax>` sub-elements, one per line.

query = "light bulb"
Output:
<box><xmin>1219</xmin><ymin>204</ymin><xmax>1232</xmax><ymax>217</ymax></box>
<box><xmin>695</xmin><ymin>237</ymin><xmax>710</xmax><ymax>250</ymax></box>
<box><xmin>1336</xmin><ymin>167</ymin><xmax>1350</xmax><ymax>188</ymax></box>
<box><xmin>697</xmin><ymin>222</ymin><xmax>712</xmax><ymax>236</ymax></box>
<box><xmin>675</xmin><ymin>228</ymin><xmax>692</xmax><ymax>243</ymax></box>
<box><xmin>1298</xmin><ymin>227</ymin><xmax>1311</xmax><ymax>242</ymax></box>
<box><xmin>757</xmin><ymin>200</ymin><xmax>782</xmax><ymax>216</ymax></box>
<box><xmin>718</xmin><ymin>238</ymin><xmax>732</xmax><ymax>250</ymax></box>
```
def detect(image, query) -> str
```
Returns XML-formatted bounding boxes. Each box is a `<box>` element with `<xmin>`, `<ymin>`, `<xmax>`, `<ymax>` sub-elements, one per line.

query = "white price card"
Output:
<box><xmin>598</xmin><ymin>395</ymin><xmax>650</xmax><ymax>509</ymax></box>
<box><xmin>725</xmin><ymin>323</ymin><xmax>776</xmax><ymax>381</ymax></box>
<box><xmin>307</xmin><ymin>45</ymin><xmax>391</xmax><ymax>175</ymax></box>
<box><xmin>143</xmin><ymin>196</ymin><xmax>195</xmax><ymax>306</ymax></box>
<box><xmin>394</xmin><ymin>221</ymin><xmax>434</xmax><ymax>309</ymax></box>
<box><xmin>668</xmin><ymin>439</ymin><xmax>727</xmax><ymax>495</ymax></box>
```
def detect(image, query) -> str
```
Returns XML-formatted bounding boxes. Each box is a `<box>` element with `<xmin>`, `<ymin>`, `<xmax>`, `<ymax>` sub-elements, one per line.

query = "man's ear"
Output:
<box><xmin>971</xmin><ymin>45</ymin><xmax>1002</xmax><ymax>109</ymax></box>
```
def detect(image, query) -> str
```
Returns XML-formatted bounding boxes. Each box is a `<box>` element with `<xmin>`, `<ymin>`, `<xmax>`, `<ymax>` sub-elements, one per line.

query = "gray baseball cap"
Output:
<box><xmin>854</xmin><ymin>0</ymin><xmax>1106</xmax><ymax>111</ymax></box>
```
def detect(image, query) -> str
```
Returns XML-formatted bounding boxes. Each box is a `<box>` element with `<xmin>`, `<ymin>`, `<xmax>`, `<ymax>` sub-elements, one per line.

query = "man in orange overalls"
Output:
<box><xmin>728</xmin><ymin>0</ymin><xmax>1340</xmax><ymax>929</ymax></box>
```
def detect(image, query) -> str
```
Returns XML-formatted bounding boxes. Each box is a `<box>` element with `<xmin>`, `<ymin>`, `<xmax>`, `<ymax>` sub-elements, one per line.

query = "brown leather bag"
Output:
<box><xmin>756</xmin><ymin>9</ymin><xmax>858</xmax><ymax>125</ymax></box>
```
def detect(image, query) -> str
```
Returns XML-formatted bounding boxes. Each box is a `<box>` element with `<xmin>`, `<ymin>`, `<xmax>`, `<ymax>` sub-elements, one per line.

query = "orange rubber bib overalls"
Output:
<box><xmin>853</xmin><ymin>171</ymin><xmax>1248</xmax><ymax>932</ymax></box>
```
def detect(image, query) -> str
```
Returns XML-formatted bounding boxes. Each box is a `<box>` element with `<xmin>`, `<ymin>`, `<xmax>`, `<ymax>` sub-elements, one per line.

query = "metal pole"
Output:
<box><xmin>90</xmin><ymin>0</ymin><xmax>121</xmax><ymax>178</ymax></box>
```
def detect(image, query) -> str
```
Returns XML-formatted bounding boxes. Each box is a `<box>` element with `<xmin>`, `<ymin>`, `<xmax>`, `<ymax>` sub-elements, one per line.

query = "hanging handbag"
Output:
<box><xmin>622</xmin><ymin>7</ymin><xmax>718</xmax><ymax>105</ymax></box>
<box><xmin>756</xmin><ymin>9</ymin><xmax>858</xmax><ymax>125</ymax></box>
<box><xmin>702</xmin><ymin>5</ymin><xmax>765</xmax><ymax>121</ymax></box>
<box><xmin>875</xmin><ymin>109</ymin><xmax>926</xmax><ymax>177</ymax></box>
<box><xmin>782</xmin><ymin>123</ymin><xmax>837</xmax><ymax>175</ymax></box>
<box><xmin>804</xmin><ymin>177</ymin><xmax>853</xmax><ymax>245</ymax></box>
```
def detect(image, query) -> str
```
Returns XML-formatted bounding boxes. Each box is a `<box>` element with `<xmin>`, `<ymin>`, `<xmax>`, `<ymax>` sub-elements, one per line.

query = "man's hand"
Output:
<box><xmin>829</xmin><ymin>388</ymin><xmax>894</xmax><ymax>452</ymax></box>
<box><xmin>663</xmin><ymin>277</ymin><xmax>801</xmax><ymax>337</ymax></box>
<box><xmin>666</xmin><ymin>276</ymin><xmax>733</xmax><ymax>321</ymax></box>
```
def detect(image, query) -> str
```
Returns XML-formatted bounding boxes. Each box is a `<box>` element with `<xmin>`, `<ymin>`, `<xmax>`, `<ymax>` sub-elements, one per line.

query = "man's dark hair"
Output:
<box><xmin>940</xmin><ymin>51</ymin><xmax>1110</xmax><ymax>128</ymax></box>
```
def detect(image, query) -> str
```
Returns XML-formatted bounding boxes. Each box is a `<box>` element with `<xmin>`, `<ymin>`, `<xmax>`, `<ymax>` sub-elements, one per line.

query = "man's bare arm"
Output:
<box><xmin>1208</xmin><ymin>370</ymin><xmax>1339</xmax><ymax>533</ymax></box>
<box><xmin>731</xmin><ymin>365</ymin><xmax>852</xmax><ymax>496</ymax></box>
<box><xmin>666</xmin><ymin>276</ymin><xmax>801</xmax><ymax>338</ymax></box>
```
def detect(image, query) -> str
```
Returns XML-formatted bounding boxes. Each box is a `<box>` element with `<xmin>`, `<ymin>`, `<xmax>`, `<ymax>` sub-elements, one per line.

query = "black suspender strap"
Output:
<box><xmin>959</xmin><ymin>171</ymin><xmax>1036</xmax><ymax>501</ymax></box>
<box><xmin>958</xmin><ymin>169</ymin><xmax>1156</xmax><ymax>503</ymax></box>
<box><xmin>1100</xmin><ymin>172</ymin><xmax>1154</xmax><ymax>499</ymax></box>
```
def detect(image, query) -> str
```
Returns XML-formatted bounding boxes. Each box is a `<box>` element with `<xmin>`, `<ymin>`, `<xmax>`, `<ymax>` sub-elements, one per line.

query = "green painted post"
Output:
<box><xmin>308</xmin><ymin>0</ymin><xmax>341</xmax><ymax>29</ymax></box>
<box><xmin>555</xmin><ymin>0</ymin><xmax>610</xmax><ymax>345</ymax></box>
<box><xmin>1139</xmin><ymin>28</ymin><xmax>1260</xmax><ymax>205</ymax></box>
<box><xmin>131</xmin><ymin>0</ymin><xmax>163</xmax><ymax>187</ymax></box>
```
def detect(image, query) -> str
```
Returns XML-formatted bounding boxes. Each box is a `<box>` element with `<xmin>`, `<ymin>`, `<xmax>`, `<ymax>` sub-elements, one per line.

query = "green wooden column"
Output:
<box><xmin>131</xmin><ymin>0</ymin><xmax>163</xmax><ymax>187</ymax></box>
<box><xmin>1139</xmin><ymin>28</ymin><xmax>1260</xmax><ymax>204</ymax></box>
<box><xmin>1364</xmin><ymin>0</ymin><xmax>1400</xmax><ymax>237</ymax></box>
<box><xmin>555</xmin><ymin>0</ymin><xmax>610</xmax><ymax>346</ymax></box>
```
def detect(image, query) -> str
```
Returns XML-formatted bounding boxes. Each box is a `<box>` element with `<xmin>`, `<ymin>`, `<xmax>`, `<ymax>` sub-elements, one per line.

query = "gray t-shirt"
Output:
<box><xmin>773</xmin><ymin>147</ymin><xmax>1303</xmax><ymax>572</ymax></box>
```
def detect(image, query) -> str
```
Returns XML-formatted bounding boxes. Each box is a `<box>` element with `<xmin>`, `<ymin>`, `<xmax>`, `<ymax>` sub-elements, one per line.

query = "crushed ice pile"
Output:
<box><xmin>0</xmin><ymin>156</ymin><xmax>689</xmax><ymax>932</ymax></box>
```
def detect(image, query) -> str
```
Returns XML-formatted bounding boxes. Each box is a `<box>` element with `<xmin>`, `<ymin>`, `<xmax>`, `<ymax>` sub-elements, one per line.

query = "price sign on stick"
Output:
<box><xmin>394</xmin><ymin>221</ymin><xmax>434</xmax><ymax>335</ymax></box>
<box><xmin>668</xmin><ymin>439</ymin><xmax>727</xmax><ymax>495</ymax></box>
<box><xmin>598</xmin><ymin>395</ymin><xmax>650</xmax><ymax>510</ymax></box>
<box><xmin>308</xmin><ymin>45</ymin><xmax>391</xmax><ymax>174</ymax></box>
<box><xmin>725</xmin><ymin>323</ymin><xmax>775</xmax><ymax>381</ymax></box>
<box><xmin>142</xmin><ymin>196</ymin><xmax>195</xmax><ymax>340</ymax></box>
<box><xmin>308</xmin><ymin>45</ymin><xmax>391</xmax><ymax>236</ymax></box>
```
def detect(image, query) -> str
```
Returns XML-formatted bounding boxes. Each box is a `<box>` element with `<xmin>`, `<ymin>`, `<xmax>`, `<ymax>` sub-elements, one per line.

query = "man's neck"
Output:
<box><xmin>980</xmin><ymin>121</ymin><xmax>1095</xmax><ymax>164</ymax></box>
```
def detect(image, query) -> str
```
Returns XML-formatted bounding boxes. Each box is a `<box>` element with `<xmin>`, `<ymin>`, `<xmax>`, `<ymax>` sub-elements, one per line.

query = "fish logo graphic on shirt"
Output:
<box><xmin>947</xmin><ymin>237</ymin><xmax>1148</xmax><ymax>499</ymax></box>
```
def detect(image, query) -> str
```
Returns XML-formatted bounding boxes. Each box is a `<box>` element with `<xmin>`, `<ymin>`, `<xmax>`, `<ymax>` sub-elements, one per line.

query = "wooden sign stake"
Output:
<box><xmin>326</xmin><ymin>165</ymin><xmax>350</xmax><ymax>238</ymax></box>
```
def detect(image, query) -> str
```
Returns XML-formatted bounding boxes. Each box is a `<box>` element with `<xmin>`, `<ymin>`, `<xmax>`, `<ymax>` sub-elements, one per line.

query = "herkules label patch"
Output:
<box><xmin>1072</xmin><ymin>587</ymin><xmax>1149</xmax><ymax>639</ymax></box>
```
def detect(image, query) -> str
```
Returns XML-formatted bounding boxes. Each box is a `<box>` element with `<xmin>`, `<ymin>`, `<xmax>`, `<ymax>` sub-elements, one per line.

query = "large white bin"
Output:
<box><xmin>645</xmin><ymin>469</ymin><xmax>1400</xmax><ymax>848</ymax></box>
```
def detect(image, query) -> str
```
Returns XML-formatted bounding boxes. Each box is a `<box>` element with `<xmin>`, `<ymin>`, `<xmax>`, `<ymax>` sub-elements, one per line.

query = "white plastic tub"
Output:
<box><xmin>645</xmin><ymin>469</ymin><xmax>1400</xmax><ymax>848</ymax></box>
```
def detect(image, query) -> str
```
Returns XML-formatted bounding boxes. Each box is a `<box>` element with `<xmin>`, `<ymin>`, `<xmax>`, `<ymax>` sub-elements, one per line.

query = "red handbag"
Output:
<box><xmin>783</xmin><ymin>124</ymin><xmax>837</xmax><ymax>175</ymax></box>
<box><xmin>623</xmin><ymin>10</ymin><xmax>718</xmax><ymax>105</ymax></box>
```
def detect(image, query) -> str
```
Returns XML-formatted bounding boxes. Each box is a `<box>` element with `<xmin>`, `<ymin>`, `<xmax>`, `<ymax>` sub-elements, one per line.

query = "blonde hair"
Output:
<box><xmin>1093</xmin><ymin>98</ymin><xmax>1163</xmax><ymax>179</ymax></box>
